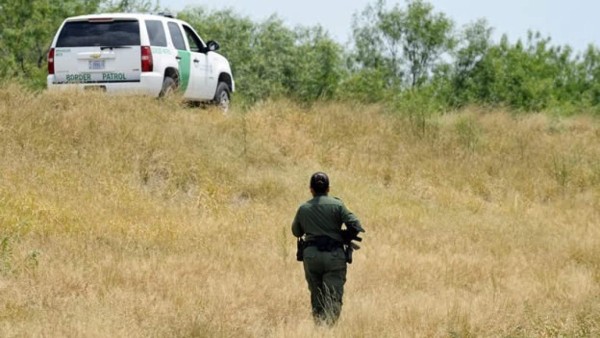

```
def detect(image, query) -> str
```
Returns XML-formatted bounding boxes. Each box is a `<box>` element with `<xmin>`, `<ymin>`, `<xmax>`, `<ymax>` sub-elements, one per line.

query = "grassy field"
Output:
<box><xmin>0</xmin><ymin>85</ymin><xmax>599</xmax><ymax>337</ymax></box>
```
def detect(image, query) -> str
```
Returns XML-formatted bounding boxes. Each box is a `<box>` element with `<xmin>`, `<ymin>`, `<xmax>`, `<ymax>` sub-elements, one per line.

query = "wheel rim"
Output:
<box><xmin>218</xmin><ymin>91</ymin><xmax>230</xmax><ymax>112</ymax></box>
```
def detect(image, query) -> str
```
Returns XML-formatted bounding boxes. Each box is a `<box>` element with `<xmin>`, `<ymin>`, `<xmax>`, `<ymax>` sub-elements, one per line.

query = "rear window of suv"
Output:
<box><xmin>56</xmin><ymin>19</ymin><xmax>140</xmax><ymax>47</ymax></box>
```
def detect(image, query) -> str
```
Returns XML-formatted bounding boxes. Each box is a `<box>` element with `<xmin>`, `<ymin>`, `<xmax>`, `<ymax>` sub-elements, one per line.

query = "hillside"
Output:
<box><xmin>1</xmin><ymin>86</ymin><xmax>599</xmax><ymax>337</ymax></box>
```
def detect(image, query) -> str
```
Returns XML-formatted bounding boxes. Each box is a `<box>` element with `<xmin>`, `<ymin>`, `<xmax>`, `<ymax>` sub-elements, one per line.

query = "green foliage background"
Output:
<box><xmin>1</xmin><ymin>0</ymin><xmax>599</xmax><ymax>115</ymax></box>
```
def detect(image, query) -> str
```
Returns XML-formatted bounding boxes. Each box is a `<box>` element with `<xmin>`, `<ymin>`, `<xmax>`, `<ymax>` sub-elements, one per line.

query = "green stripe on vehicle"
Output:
<box><xmin>177</xmin><ymin>50</ymin><xmax>191</xmax><ymax>92</ymax></box>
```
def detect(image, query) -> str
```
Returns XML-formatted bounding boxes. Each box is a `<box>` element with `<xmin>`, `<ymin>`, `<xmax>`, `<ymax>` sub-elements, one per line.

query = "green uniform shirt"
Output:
<box><xmin>292</xmin><ymin>194</ymin><xmax>361</xmax><ymax>242</ymax></box>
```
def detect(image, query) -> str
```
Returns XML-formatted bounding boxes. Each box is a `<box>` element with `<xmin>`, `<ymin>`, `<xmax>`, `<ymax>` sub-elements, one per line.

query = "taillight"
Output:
<box><xmin>141</xmin><ymin>46</ymin><xmax>153</xmax><ymax>72</ymax></box>
<box><xmin>48</xmin><ymin>48</ymin><xmax>55</xmax><ymax>75</ymax></box>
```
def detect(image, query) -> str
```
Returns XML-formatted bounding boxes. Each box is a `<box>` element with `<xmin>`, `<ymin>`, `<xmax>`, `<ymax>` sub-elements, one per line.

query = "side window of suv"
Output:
<box><xmin>182</xmin><ymin>25</ymin><xmax>205</xmax><ymax>53</ymax></box>
<box><xmin>167</xmin><ymin>22</ymin><xmax>186</xmax><ymax>51</ymax></box>
<box><xmin>146</xmin><ymin>20</ymin><xmax>167</xmax><ymax>47</ymax></box>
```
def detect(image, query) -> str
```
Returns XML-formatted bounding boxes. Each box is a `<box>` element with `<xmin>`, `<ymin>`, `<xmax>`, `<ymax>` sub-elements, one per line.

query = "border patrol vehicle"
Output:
<box><xmin>47</xmin><ymin>13</ymin><xmax>234</xmax><ymax>110</ymax></box>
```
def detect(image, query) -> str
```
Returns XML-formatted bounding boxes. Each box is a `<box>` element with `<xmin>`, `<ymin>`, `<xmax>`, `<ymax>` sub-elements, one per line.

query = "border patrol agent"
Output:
<box><xmin>292</xmin><ymin>172</ymin><xmax>364</xmax><ymax>326</ymax></box>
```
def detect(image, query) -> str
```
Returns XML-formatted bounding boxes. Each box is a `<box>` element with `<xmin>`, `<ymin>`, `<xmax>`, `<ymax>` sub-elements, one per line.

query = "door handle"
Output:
<box><xmin>175</xmin><ymin>56</ymin><xmax>181</xmax><ymax>61</ymax></box>
<box><xmin>193</xmin><ymin>59</ymin><xmax>200</xmax><ymax>63</ymax></box>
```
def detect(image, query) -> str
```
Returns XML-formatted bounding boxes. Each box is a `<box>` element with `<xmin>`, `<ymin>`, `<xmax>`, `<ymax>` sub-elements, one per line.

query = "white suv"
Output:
<box><xmin>47</xmin><ymin>13</ymin><xmax>234</xmax><ymax>110</ymax></box>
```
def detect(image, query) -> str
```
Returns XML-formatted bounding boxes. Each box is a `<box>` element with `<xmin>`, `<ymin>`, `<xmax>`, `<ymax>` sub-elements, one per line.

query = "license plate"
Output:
<box><xmin>89</xmin><ymin>60</ymin><xmax>105</xmax><ymax>70</ymax></box>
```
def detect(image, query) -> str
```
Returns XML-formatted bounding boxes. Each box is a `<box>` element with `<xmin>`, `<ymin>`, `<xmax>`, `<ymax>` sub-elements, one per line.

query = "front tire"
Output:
<box><xmin>213</xmin><ymin>82</ymin><xmax>231</xmax><ymax>112</ymax></box>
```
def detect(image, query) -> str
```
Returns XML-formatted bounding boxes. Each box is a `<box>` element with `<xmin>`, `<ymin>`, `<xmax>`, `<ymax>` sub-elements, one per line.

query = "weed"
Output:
<box><xmin>455</xmin><ymin>116</ymin><xmax>481</xmax><ymax>152</ymax></box>
<box><xmin>551</xmin><ymin>154</ymin><xmax>571</xmax><ymax>188</ymax></box>
<box><xmin>0</xmin><ymin>236</ymin><xmax>12</xmax><ymax>275</ymax></box>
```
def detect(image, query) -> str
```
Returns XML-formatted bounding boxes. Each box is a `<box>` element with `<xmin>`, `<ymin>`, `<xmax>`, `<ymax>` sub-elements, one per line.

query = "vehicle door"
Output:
<box><xmin>182</xmin><ymin>24</ymin><xmax>217</xmax><ymax>100</ymax></box>
<box><xmin>166</xmin><ymin>21</ymin><xmax>196</xmax><ymax>98</ymax></box>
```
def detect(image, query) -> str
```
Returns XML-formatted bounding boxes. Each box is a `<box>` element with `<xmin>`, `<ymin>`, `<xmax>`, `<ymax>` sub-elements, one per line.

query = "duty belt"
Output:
<box><xmin>304</xmin><ymin>235</ymin><xmax>343</xmax><ymax>252</ymax></box>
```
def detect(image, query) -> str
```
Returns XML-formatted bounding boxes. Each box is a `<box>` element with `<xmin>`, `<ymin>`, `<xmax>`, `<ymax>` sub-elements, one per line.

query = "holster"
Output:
<box><xmin>296</xmin><ymin>238</ymin><xmax>305</xmax><ymax>261</ymax></box>
<box><xmin>344</xmin><ymin>245</ymin><xmax>354</xmax><ymax>264</ymax></box>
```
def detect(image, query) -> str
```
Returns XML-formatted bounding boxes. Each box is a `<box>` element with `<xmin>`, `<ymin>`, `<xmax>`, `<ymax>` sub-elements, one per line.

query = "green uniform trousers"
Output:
<box><xmin>302</xmin><ymin>246</ymin><xmax>347</xmax><ymax>325</ymax></box>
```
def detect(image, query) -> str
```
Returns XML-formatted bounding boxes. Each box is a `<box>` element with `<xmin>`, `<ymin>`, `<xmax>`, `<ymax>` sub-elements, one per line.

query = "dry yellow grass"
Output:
<box><xmin>0</xmin><ymin>85</ymin><xmax>599</xmax><ymax>337</ymax></box>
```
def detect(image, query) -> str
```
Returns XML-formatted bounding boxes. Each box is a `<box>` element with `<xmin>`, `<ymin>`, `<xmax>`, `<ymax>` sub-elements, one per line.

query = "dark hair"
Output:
<box><xmin>310</xmin><ymin>172</ymin><xmax>329</xmax><ymax>194</ymax></box>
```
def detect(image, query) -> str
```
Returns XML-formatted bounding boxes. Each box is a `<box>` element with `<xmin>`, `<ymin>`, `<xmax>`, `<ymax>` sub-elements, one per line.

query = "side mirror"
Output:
<box><xmin>207</xmin><ymin>40</ymin><xmax>220</xmax><ymax>52</ymax></box>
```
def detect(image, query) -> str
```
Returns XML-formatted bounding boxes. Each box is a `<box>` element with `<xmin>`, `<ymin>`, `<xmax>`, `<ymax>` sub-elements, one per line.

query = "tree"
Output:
<box><xmin>350</xmin><ymin>0</ymin><xmax>454</xmax><ymax>89</ymax></box>
<box><xmin>450</xmin><ymin>30</ymin><xmax>588</xmax><ymax>112</ymax></box>
<box><xmin>580</xmin><ymin>45</ymin><xmax>600</xmax><ymax>107</ymax></box>
<box><xmin>402</xmin><ymin>0</ymin><xmax>454</xmax><ymax>87</ymax></box>
<box><xmin>292</xmin><ymin>26</ymin><xmax>343</xmax><ymax>101</ymax></box>
<box><xmin>450</xmin><ymin>19</ymin><xmax>493</xmax><ymax>106</ymax></box>
<box><xmin>350</xmin><ymin>0</ymin><xmax>404</xmax><ymax>88</ymax></box>
<box><xmin>0</xmin><ymin>0</ymin><xmax>102</xmax><ymax>87</ymax></box>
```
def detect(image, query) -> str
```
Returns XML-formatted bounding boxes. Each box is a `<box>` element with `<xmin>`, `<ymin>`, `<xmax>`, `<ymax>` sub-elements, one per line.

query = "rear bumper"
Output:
<box><xmin>47</xmin><ymin>73</ymin><xmax>163</xmax><ymax>97</ymax></box>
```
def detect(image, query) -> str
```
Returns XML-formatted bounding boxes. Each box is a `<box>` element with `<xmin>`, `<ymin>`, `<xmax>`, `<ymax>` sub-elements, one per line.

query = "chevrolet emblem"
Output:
<box><xmin>90</xmin><ymin>53</ymin><xmax>101</xmax><ymax>59</ymax></box>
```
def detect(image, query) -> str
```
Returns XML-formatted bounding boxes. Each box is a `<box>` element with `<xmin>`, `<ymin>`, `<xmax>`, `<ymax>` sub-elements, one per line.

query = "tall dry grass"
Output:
<box><xmin>0</xmin><ymin>85</ymin><xmax>599</xmax><ymax>337</ymax></box>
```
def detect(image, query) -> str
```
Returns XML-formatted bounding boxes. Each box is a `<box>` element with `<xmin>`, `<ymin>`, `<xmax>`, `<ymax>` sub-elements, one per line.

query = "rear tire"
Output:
<box><xmin>159</xmin><ymin>76</ymin><xmax>177</xmax><ymax>97</ymax></box>
<box><xmin>213</xmin><ymin>82</ymin><xmax>231</xmax><ymax>112</ymax></box>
